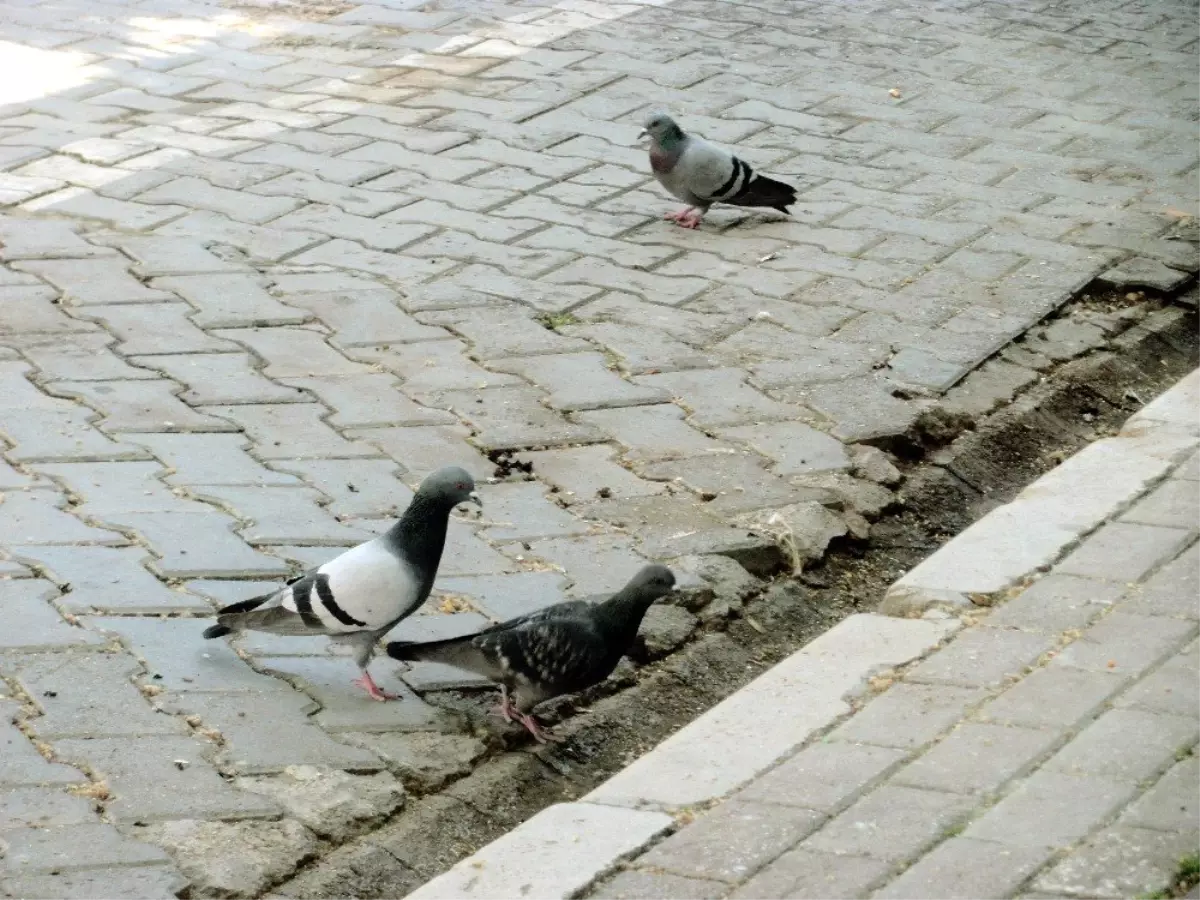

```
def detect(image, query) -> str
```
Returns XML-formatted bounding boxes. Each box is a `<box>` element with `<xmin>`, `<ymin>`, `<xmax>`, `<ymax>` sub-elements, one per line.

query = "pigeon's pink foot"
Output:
<box><xmin>678</xmin><ymin>210</ymin><xmax>703</xmax><ymax>229</ymax></box>
<box><xmin>488</xmin><ymin>690</ymin><xmax>517</xmax><ymax>723</ymax></box>
<box><xmin>354</xmin><ymin>671</ymin><xmax>398</xmax><ymax>701</ymax></box>
<box><xmin>664</xmin><ymin>208</ymin><xmax>694</xmax><ymax>224</ymax></box>
<box><xmin>517</xmin><ymin>712</ymin><xmax>561</xmax><ymax>744</ymax></box>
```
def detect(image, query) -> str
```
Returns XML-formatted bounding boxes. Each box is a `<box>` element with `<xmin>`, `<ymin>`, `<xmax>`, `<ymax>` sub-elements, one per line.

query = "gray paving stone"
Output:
<box><xmin>905</xmin><ymin>627</ymin><xmax>1055</xmax><ymax>689</ymax></box>
<box><xmin>0</xmin><ymin>488</ymin><xmax>126</xmax><ymax>546</ymax></box>
<box><xmin>212</xmin><ymin>326</ymin><xmax>369</xmax><ymax>379</ymax></box>
<box><xmin>114</xmin><ymin>510</ymin><xmax>291</xmax><ymax>579</ymax></box>
<box><xmin>492</xmin><ymin>353</ymin><xmax>670</xmax><ymax>412</ymax></box>
<box><xmin>730</xmin><ymin>847</ymin><xmax>892</xmax><ymax>900</ymax></box>
<box><xmin>153</xmin><ymin>274</ymin><xmax>308</xmax><ymax>329</ymax></box>
<box><xmin>1121</xmin><ymin>544</ymin><xmax>1200</xmax><ymax>620</ymax></box>
<box><xmin>986</xmin><ymin>574</ymin><xmax>1125</xmax><ymax>634</ymax></box>
<box><xmin>9</xmin><ymin>547</ymin><xmax>204</xmax><ymax>619</ymax></box>
<box><xmin>92</xmin><ymin>616</ymin><xmax>287</xmax><ymax>693</ymax></box>
<box><xmin>1032</xmin><ymin>826</ymin><xmax>1200</xmax><ymax>899</ymax></box>
<box><xmin>577</xmin><ymin>405</ymin><xmax>734</xmax><ymax>463</ymax></box>
<box><xmin>565</xmin><ymin>322</ymin><xmax>719</xmax><ymax>375</ymax></box>
<box><xmin>717</xmin><ymin>421</ymin><xmax>851</xmax><ymax>476</ymax></box>
<box><xmin>142</xmin><ymin>818</ymin><xmax>318</xmax><ymax>898</ymax></box>
<box><xmin>271</xmin><ymin>458</ymin><xmax>412</xmax><ymax>520</ymax></box>
<box><xmin>129</xmin><ymin>433</ymin><xmax>301</xmax><ymax>488</ymax></box>
<box><xmin>14</xmin><ymin>332</ymin><xmax>158</xmax><ymax>382</ymax></box>
<box><xmin>32</xmin><ymin>460</ymin><xmax>187</xmax><ymax>516</ymax></box>
<box><xmin>0</xmin><ymin>822</ymin><xmax>171</xmax><ymax>873</ymax></box>
<box><xmin>48</xmin><ymin>379</ymin><xmax>236</xmax><ymax>433</ymax></box>
<box><xmin>77</xmin><ymin>302</ymin><xmax>236</xmax><ymax>356</ymax></box>
<box><xmin>6</xmin><ymin>651</ymin><xmax>188</xmax><ymax>740</ymax></box>
<box><xmin>256</xmin><ymin>656</ymin><xmax>449</xmax><ymax>733</ymax></box>
<box><xmin>13</xmin><ymin>256</ymin><xmax>175</xmax><ymax>306</ymax></box>
<box><xmin>1115</xmin><ymin>645</ymin><xmax>1199</xmax><ymax>718</ymax></box>
<box><xmin>0</xmin><ymin>786</ymin><xmax>94</xmax><ymax>829</ymax></box>
<box><xmin>475</xmin><ymin>481</ymin><xmax>590</xmax><ymax>542</ymax></box>
<box><xmin>103</xmin><ymin>234</ymin><xmax>253</xmax><ymax>277</ymax></box>
<box><xmin>640</xmin><ymin>452</ymin><xmax>822</xmax><ymax>515</ymax></box>
<box><xmin>635</xmin><ymin>369</ymin><xmax>806</xmax><ymax>430</ymax></box>
<box><xmin>1052</xmin><ymin>612</ymin><xmax>1196</xmax><ymax>677</ymax></box>
<box><xmin>0</xmin><ymin>865</ymin><xmax>187</xmax><ymax>900</ymax></box>
<box><xmin>1122</xmin><ymin>755</ymin><xmax>1199</xmax><ymax>834</ymax></box>
<box><xmin>284</xmin><ymin>289</ymin><xmax>448</xmax><ymax>346</ymax></box>
<box><xmin>53</xmin><ymin>734</ymin><xmax>281</xmax><ymax>823</ymax></box>
<box><xmin>736</xmin><ymin>741</ymin><xmax>908</xmax><ymax>812</ymax></box>
<box><xmin>520</xmin><ymin>535</ymin><xmax>650</xmax><ymax>596</ymax></box>
<box><xmin>431</xmin><ymin>385</ymin><xmax>603</xmax><ymax>450</ymax></box>
<box><xmin>0</xmin><ymin>408</ymin><xmax>149</xmax><ymax>464</ymax></box>
<box><xmin>979</xmin><ymin>665</ymin><xmax>1129</xmax><ymax>729</ymax></box>
<box><xmin>1120</xmin><ymin>481</ymin><xmax>1199</xmax><ymax>530</ymax></box>
<box><xmin>0</xmin><ymin>580</ymin><xmax>104</xmax><ymax>649</ymax></box>
<box><xmin>192</xmin><ymin>485</ymin><xmax>371</xmax><ymax>546</ymax></box>
<box><xmin>521</xmin><ymin>445</ymin><xmax>667</xmax><ymax>502</ymax></box>
<box><xmin>874</xmin><ymin>837</ymin><xmax>1052</xmax><ymax>900</ymax></box>
<box><xmin>0</xmin><ymin>700</ymin><xmax>86</xmax><ymax>787</ymax></box>
<box><xmin>639</xmin><ymin>799</ymin><xmax>826</xmax><ymax>883</ymax></box>
<box><xmin>832</xmin><ymin>683</ymin><xmax>989</xmax><ymax>749</ymax></box>
<box><xmin>805</xmin><ymin>784</ymin><xmax>976</xmax><ymax>863</ymax></box>
<box><xmin>435</xmin><ymin>572</ymin><xmax>569</xmax><ymax>621</ymax></box>
<box><xmin>1043</xmin><ymin>707</ymin><xmax>1198</xmax><ymax>783</ymax></box>
<box><xmin>964</xmin><ymin>771</ymin><xmax>1139</xmax><ymax>850</ymax></box>
<box><xmin>136</xmin><ymin>352</ymin><xmax>306</xmax><ymax>406</ymax></box>
<box><xmin>1056</xmin><ymin>521</ymin><xmax>1194</xmax><ymax>583</ymax></box>
<box><xmin>165</xmin><ymin>691</ymin><xmax>383</xmax><ymax>775</ymax></box>
<box><xmin>591</xmin><ymin>869</ymin><xmax>725</xmax><ymax>900</ymax></box>
<box><xmin>345</xmin><ymin>425</ymin><xmax>493</xmax><ymax>482</ymax></box>
<box><xmin>201</xmin><ymin>403</ymin><xmax>377</xmax><ymax>460</ymax></box>
<box><xmin>893</xmin><ymin>722</ymin><xmax>1062</xmax><ymax>797</ymax></box>
<box><xmin>777</xmin><ymin>374</ymin><xmax>933</xmax><ymax>442</ymax></box>
<box><xmin>284</xmin><ymin>373</ymin><xmax>455</xmax><ymax>429</ymax></box>
<box><xmin>348</xmin><ymin>340</ymin><xmax>522</xmax><ymax>397</ymax></box>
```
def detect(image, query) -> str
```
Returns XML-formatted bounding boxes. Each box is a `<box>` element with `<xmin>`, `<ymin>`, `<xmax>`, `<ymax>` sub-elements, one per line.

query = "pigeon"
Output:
<box><xmin>386</xmin><ymin>565</ymin><xmax>677</xmax><ymax>741</ymax></box>
<box><xmin>640</xmin><ymin>112</ymin><xmax>797</xmax><ymax>229</ymax></box>
<box><xmin>203</xmin><ymin>466</ymin><xmax>481</xmax><ymax>701</ymax></box>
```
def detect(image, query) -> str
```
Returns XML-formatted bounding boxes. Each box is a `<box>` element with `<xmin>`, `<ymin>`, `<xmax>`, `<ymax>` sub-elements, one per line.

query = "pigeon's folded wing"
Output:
<box><xmin>220</xmin><ymin>540</ymin><xmax>420</xmax><ymax>636</ymax></box>
<box><xmin>476</xmin><ymin>618</ymin><xmax>610</xmax><ymax>694</ymax></box>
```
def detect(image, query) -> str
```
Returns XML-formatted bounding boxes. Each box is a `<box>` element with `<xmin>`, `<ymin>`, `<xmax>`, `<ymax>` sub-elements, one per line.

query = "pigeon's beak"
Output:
<box><xmin>637</xmin><ymin>127</ymin><xmax>648</xmax><ymax>140</ymax></box>
<box><xmin>467</xmin><ymin>491</ymin><xmax>482</xmax><ymax>508</ymax></box>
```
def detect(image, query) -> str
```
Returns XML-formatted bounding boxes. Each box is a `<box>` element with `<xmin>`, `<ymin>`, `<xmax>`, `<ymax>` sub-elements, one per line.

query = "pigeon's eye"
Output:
<box><xmin>457</xmin><ymin>482</ymin><xmax>467</xmax><ymax>490</ymax></box>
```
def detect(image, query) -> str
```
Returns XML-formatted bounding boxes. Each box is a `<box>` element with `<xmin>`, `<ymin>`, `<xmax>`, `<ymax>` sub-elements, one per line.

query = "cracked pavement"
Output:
<box><xmin>0</xmin><ymin>0</ymin><xmax>1197</xmax><ymax>894</ymax></box>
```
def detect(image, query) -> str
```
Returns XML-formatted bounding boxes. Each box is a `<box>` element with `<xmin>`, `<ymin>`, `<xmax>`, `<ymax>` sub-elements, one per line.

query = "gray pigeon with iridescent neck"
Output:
<box><xmin>203</xmin><ymin>467</ymin><xmax>480</xmax><ymax>701</ymax></box>
<box><xmin>640</xmin><ymin>112</ymin><xmax>797</xmax><ymax>228</ymax></box>
<box><xmin>386</xmin><ymin>565</ymin><xmax>677</xmax><ymax>742</ymax></box>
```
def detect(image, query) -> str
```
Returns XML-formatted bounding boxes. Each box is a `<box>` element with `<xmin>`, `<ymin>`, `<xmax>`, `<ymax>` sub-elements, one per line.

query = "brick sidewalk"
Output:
<box><xmin>588</xmin><ymin>455</ymin><xmax>1198</xmax><ymax>899</ymax></box>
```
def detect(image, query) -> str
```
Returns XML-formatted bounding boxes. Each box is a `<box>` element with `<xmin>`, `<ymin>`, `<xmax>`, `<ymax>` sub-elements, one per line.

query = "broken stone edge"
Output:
<box><xmin>880</xmin><ymin>367</ymin><xmax>1200</xmax><ymax>616</ymax></box>
<box><xmin>403</xmin><ymin>612</ymin><xmax>960</xmax><ymax>900</ymax></box>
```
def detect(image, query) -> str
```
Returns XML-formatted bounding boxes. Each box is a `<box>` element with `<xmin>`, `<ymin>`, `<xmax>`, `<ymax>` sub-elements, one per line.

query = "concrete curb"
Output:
<box><xmin>405</xmin><ymin>613</ymin><xmax>959</xmax><ymax>900</ymax></box>
<box><xmin>881</xmin><ymin>368</ymin><xmax>1200</xmax><ymax>615</ymax></box>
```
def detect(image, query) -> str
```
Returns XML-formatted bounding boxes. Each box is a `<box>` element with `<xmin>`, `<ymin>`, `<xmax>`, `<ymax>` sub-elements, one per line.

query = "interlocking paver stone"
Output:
<box><xmin>891</xmin><ymin>723</ymin><xmax>1062</xmax><ymax>797</ymax></box>
<box><xmin>963</xmin><ymin>771</ymin><xmax>1139</xmax><ymax>850</ymax></box>
<box><xmin>874</xmin><ymin>838</ymin><xmax>1051</xmax><ymax>900</ymax></box>
<box><xmin>833</xmin><ymin>683</ymin><xmax>989</xmax><ymax>750</ymax></box>
<box><xmin>804</xmin><ymin>785</ymin><xmax>976</xmax><ymax>863</ymax></box>
<box><xmin>639</xmin><ymin>800</ymin><xmax>826</xmax><ymax>883</ymax></box>
<box><xmin>1032</xmin><ymin>826</ymin><xmax>1200</xmax><ymax>899</ymax></box>
<box><xmin>730</xmin><ymin>848</ymin><xmax>892</xmax><ymax>900</ymax></box>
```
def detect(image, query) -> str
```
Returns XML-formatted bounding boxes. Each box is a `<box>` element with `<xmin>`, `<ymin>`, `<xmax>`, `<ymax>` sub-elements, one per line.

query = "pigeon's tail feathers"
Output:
<box><xmin>727</xmin><ymin>171</ymin><xmax>797</xmax><ymax>213</ymax></box>
<box><xmin>386</xmin><ymin>635</ymin><xmax>484</xmax><ymax>669</ymax></box>
<box><xmin>203</xmin><ymin>594</ymin><xmax>272</xmax><ymax>639</ymax></box>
